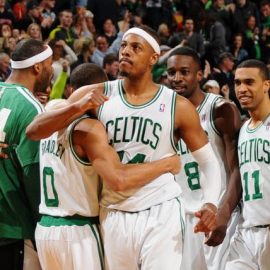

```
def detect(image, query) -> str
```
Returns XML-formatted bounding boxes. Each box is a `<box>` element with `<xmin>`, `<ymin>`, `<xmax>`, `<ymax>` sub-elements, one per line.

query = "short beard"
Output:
<box><xmin>119</xmin><ymin>70</ymin><xmax>129</xmax><ymax>77</ymax></box>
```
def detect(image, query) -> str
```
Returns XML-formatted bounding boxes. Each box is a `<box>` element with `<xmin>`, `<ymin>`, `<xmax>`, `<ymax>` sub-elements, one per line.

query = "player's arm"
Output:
<box><xmin>175</xmin><ymin>96</ymin><xmax>222</xmax><ymax>232</ymax></box>
<box><xmin>73</xmin><ymin>119</ymin><xmax>180</xmax><ymax>191</ymax></box>
<box><xmin>26</xmin><ymin>83</ymin><xmax>107</xmax><ymax>141</ymax></box>
<box><xmin>205</xmin><ymin>100</ymin><xmax>242</xmax><ymax>246</ymax></box>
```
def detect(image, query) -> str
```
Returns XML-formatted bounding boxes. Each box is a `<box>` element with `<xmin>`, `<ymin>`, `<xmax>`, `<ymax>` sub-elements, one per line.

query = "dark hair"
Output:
<box><xmin>103</xmin><ymin>53</ymin><xmax>118</xmax><ymax>68</ymax></box>
<box><xmin>237</xmin><ymin>59</ymin><xmax>269</xmax><ymax>80</ymax></box>
<box><xmin>139</xmin><ymin>25</ymin><xmax>160</xmax><ymax>45</ymax></box>
<box><xmin>70</xmin><ymin>63</ymin><xmax>108</xmax><ymax>89</ymax></box>
<box><xmin>11</xmin><ymin>39</ymin><xmax>46</xmax><ymax>61</ymax></box>
<box><xmin>168</xmin><ymin>46</ymin><xmax>202</xmax><ymax>69</ymax></box>
<box><xmin>260</xmin><ymin>0</ymin><xmax>270</xmax><ymax>8</ymax></box>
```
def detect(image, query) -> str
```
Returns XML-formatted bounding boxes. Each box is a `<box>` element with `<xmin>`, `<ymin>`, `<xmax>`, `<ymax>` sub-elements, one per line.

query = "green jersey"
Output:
<box><xmin>0</xmin><ymin>82</ymin><xmax>44</xmax><ymax>243</ymax></box>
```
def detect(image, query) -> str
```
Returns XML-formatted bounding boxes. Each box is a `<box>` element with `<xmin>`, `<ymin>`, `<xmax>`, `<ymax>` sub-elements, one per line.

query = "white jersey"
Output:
<box><xmin>39</xmin><ymin>117</ymin><xmax>101</xmax><ymax>217</ymax></box>
<box><xmin>238</xmin><ymin>115</ymin><xmax>270</xmax><ymax>228</ymax></box>
<box><xmin>176</xmin><ymin>93</ymin><xmax>228</xmax><ymax>213</ymax></box>
<box><xmin>98</xmin><ymin>79</ymin><xmax>181</xmax><ymax>211</ymax></box>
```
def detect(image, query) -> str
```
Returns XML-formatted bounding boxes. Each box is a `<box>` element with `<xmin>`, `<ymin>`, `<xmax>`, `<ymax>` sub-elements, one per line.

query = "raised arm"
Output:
<box><xmin>175</xmin><ymin>95</ymin><xmax>222</xmax><ymax>232</ymax></box>
<box><xmin>26</xmin><ymin>83</ymin><xmax>107</xmax><ymax>140</ymax></box>
<box><xmin>205</xmin><ymin>100</ymin><xmax>242</xmax><ymax>246</ymax></box>
<box><xmin>73</xmin><ymin>118</ymin><xmax>181</xmax><ymax>191</ymax></box>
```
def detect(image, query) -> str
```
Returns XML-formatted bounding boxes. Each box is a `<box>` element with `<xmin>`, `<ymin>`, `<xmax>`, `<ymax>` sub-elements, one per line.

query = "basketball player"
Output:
<box><xmin>26</xmin><ymin>26</ymin><xmax>222</xmax><ymax>269</ymax></box>
<box><xmin>166</xmin><ymin>47</ymin><xmax>242</xmax><ymax>270</ymax></box>
<box><xmin>34</xmin><ymin>63</ymin><xmax>180</xmax><ymax>270</ymax></box>
<box><xmin>222</xmin><ymin>60</ymin><xmax>270</xmax><ymax>270</ymax></box>
<box><xmin>0</xmin><ymin>39</ymin><xmax>53</xmax><ymax>270</ymax></box>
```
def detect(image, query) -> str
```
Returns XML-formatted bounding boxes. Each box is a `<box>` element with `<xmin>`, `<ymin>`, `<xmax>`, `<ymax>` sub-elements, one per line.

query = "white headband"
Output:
<box><xmin>123</xmin><ymin>27</ymin><xmax>160</xmax><ymax>55</ymax></box>
<box><xmin>11</xmin><ymin>45</ymin><xmax>53</xmax><ymax>69</ymax></box>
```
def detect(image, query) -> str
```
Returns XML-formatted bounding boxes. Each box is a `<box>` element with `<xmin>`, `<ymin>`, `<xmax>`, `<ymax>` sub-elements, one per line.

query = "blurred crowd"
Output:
<box><xmin>0</xmin><ymin>0</ymin><xmax>269</xmax><ymax>116</ymax></box>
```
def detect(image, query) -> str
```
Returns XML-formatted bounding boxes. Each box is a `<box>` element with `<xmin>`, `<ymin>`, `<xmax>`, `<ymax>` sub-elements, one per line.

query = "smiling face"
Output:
<box><xmin>118</xmin><ymin>33</ymin><xmax>158</xmax><ymax>78</ymax></box>
<box><xmin>167</xmin><ymin>54</ymin><xmax>201</xmax><ymax>98</ymax></box>
<box><xmin>234</xmin><ymin>67</ymin><xmax>270</xmax><ymax>111</ymax></box>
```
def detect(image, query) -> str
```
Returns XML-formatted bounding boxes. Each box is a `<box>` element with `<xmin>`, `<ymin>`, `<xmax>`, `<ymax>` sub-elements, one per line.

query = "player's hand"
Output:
<box><xmin>35</xmin><ymin>91</ymin><xmax>49</xmax><ymax>105</ymax></box>
<box><xmin>0</xmin><ymin>142</ymin><xmax>8</xmax><ymax>159</ymax></box>
<box><xmin>75</xmin><ymin>89</ymin><xmax>109</xmax><ymax>112</ymax></box>
<box><xmin>165</xmin><ymin>154</ymin><xmax>181</xmax><ymax>175</ymax></box>
<box><xmin>204</xmin><ymin>208</ymin><xmax>229</xmax><ymax>246</ymax></box>
<box><xmin>194</xmin><ymin>203</ymin><xmax>217</xmax><ymax>234</ymax></box>
<box><xmin>204</xmin><ymin>225</ymin><xmax>227</xmax><ymax>246</ymax></box>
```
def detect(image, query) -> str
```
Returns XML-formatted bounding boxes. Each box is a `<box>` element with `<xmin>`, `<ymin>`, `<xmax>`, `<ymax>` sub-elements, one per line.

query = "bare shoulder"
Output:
<box><xmin>68</xmin><ymin>82</ymin><xmax>105</xmax><ymax>103</ymax></box>
<box><xmin>214</xmin><ymin>98</ymin><xmax>240</xmax><ymax>117</ymax></box>
<box><xmin>73</xmin><ymin>117</ymin><xmax>105</xmax><ymax>135</ymax></box>
<box><xmin>213</xmin><ymin>98</ymin><xmax>241</xmax><ymax>135</ymax></box>
<box><xmin>174</xmin><ymin>94</ymin><xmax>200</xmax><ymax>128</ymax></box>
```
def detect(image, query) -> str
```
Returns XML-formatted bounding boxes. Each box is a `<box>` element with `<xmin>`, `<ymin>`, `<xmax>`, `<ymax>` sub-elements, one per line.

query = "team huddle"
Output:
<box><xmin>0</xmin><ymin>25</ymin><xmax>270</xmax><ymax>270</ymax></box>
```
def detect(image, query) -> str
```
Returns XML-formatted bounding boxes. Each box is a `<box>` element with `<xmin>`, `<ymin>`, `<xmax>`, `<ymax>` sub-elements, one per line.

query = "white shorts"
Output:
<box><xmin>35</xmin><ymin>215</ymin><xmax>103</xmax><ymax>270</ymax></box>
<box><xmin>226</xmin><ymin>225</ymin><xmax>270</xmax><ymax>270</ymax></box>
<box><xmin>100</xmin><ymin>198</ymin><xmax>185</xmax><ymax>270</ymax></box>
<box><xmin>180</xmin><ymin>213</ymin><xmax>207</xmax><ymax>270</ymax></box>
<box><xmin>204</xmin><ymin>209</ymin><xmax>240</xmax><ymax>270</ymax></box>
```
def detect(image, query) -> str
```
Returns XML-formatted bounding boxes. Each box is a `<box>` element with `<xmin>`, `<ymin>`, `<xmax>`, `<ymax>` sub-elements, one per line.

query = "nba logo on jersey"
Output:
<box><xmin>266</xmin><ymin>121</ymin><xmax>270</xmax><ymax>130</ymax></box>
<box><xmin>159</xmin><ymin>104</ymin><xmax>165</xmax><ymax>112</ymax></box>
<box><xmin>201</xmin><ymin>114</ymin><xmax>207</xmax><ymax>122</ymax></box>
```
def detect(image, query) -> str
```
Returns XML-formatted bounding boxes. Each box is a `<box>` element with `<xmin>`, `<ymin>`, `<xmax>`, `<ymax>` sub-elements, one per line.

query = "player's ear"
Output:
<box><xmin>150</xmin><ymin>53</ymin><xmax>159</xmax><ymax>66</ymax></box>
<box><xmin>196</xmin><ymin>70</ymin><xmax>203</xmax><ymax>82</ymax></box>
<box><xmin>33</xmin><ymin>62</ymin><xmax>42</xmax><ymax>75</ymax></box>
<box><xmin>263</xmin><ymin>80</ymin><xmax>270</xmax><ymax>94</ymax></box>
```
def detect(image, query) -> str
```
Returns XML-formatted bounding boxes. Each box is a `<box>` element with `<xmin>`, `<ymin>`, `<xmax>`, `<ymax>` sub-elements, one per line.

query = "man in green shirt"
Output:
<box><xmin>0</xmin><ymin>39</ymin><xmax>53</xmax><ymax>270</ymax></box>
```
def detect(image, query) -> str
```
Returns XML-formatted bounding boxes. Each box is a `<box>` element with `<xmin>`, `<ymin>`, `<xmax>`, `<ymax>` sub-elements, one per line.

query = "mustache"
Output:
<box><xmin>119</xmin><ymin>58</ymin><xmax>133</xmax><ymax>65</ymax></box>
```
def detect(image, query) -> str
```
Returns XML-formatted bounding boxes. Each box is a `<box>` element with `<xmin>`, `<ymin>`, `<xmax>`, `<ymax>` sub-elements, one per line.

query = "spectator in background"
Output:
<box><xmin>102</xmin><ymin>18</ymin><xmax>117</xmax><ymax>45</ymax></box>
<box><xmin>91</xmin><ymin>19</ymin><xmax>128</xmax><ymax>68</ymax></box>
<box><xmin>49</xmin><ymin>10</ymin><xmax>78</xmax><ymax>48</ymax></box>
<box><xmin>260</xmin><ymin>1</ymin><xmax>270</xmax><ymax>62</ymax></box>
<box><xmin>72</xmin><ymin>37</ymin><xmax>95</xmax><ymax>69</ymax></box>
<box><xmin>84</xmin><ymin>9</ymin><xmax>96</xmax><ymax>38</ymax></box>
<box><xmin>212</xmin><ymin>51</ymin><xmax>248</xmax><ymax>117</ymax></box>
<box><xmin>0</xmin><ymin>22</ymin><xmax>15</xmax><ymax>54</ymax></box>
<box><xmin>20</xmin><ymin>1</ymin><xmax>42</xmax><ymax>31</ymax></box>
<box><xmin>232</xmin><ymin>0</ymin><xmax>259</xmax><ymax>34</ymax></box>
<box><xmin>0</xmin><ymin>52</ymin><xmax>10</xmax><ymax>81</ymax></box>
<box><xmin>48</xmin><ymin>38</ymin><xmax>77</xmax><ymax>83</ymax></box>
<box><xmin>203</xmin><ymin>79</ymin><xmax>220</xmax><ymax>95</ymax></box>
<box><xmin>92</xmin><ymin>34</ymin><xmax>109</xmax><ymax>67</ymax></box>
<box><xmin>38</xmin><ymin>0</ymin><xmax>56</xmax><ymax>39</ymax></box>
<box><xmin>207</xmin><ymin>0</ymin><xmax>234</xmax><ymax>43</ymax></box>
<box><xmin>244</xmin><ymin>15</ymin><xmax>261</xmax><ymax>60</ymax></box>
<box><xmin>157</xmin><ymin>23</ymin><xmax>170</xmax><ymax>45</ymax></box>
<box><xmin>169</xmin><ymin>18</ymin><xmax>205</xmax><ymax>57</ymax></box>
<box><xmin>27</xmin><ymin>23</ymin><xmax>42</xmax><ymax>40</ymax></box>
<box><xmin>230</xmin><ymin>33</ymin><xmax>249</xmax><ymax>64</ymax></box>
<box><xmin>103</xmin><ymin>53</ymin><xmax>119</xmax><ymax>80</ymax></box>
<box><xmin>212</xmin><ymin>52</ymin><xmax>235</xmax><ymax>91</ymax></box>
<box><xmin>12</xmin><ymin>0</ymin><xmax>27</xmax><ymax>23</ymax></box>
<box><xmin>205</xmin><ymin>12</ymin><xmax>227</xmax><ymax>66</ymax></box>
<box><xmin>0</xmin><ymin>0</ymin><xmax>15</xmax><ymax>26</ymax></box>
<box><xmin>73</xmin><ymin>7</ymin><xmax>95</xmax><ymax>39</ymax></box>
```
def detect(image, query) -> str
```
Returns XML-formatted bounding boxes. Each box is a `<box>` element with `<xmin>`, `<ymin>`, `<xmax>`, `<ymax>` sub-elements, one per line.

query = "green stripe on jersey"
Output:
<box><xmin>119</xmin><ymin>80</ymin><xmax>163</xmax><ymax>109</ymax></box>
